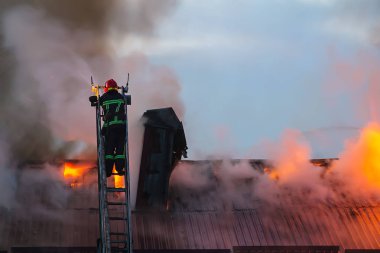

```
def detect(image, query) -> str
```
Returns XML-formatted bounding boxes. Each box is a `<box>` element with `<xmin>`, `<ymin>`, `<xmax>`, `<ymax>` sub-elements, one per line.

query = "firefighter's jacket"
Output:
<box><xmin>99</xmin><ymin>89</ymin><xmax>126</xmax><ymax>131</ymax></box>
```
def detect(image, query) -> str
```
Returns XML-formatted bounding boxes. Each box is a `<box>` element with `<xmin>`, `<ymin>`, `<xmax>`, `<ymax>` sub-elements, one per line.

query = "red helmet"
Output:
<box><xmin>104</xmin><ymin>79</ymin><xmax>118</xmax><ymax>92</ymax></box>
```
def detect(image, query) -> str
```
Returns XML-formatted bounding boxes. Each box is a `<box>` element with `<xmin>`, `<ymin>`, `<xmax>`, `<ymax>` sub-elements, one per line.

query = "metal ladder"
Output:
<box><xmin>91</xmin><ymin>77</ymin><xmax>133</xmax><ymax>253</ymax></box>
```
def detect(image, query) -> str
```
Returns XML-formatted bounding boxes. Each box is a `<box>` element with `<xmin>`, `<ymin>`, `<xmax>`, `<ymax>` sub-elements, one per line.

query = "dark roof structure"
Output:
<box><xmin>137</xmin><ymin>108</ymin><xmax>187</xmax><ymax>210</ymax></box>
<box><xmin>1</xmin><ymin>108</ymin><xmax>380</xmax><ymax>253</ymax></box>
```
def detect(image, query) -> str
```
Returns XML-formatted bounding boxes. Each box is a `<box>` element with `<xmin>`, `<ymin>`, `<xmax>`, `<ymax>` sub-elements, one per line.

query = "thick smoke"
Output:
<box><xmin>170</xmin><ymin>130</ymin><xmax>326</xmax><ymax>210</ymax></box>
<box><xmin>0</xmin><ymin>0</ymin><xmax>181</xmax><ymax>209</ymax></box>
<box><xmin>0</xmin><ymin>0</ymin><xmax>179</xmax><ymax>162</ymax></box>
<box><xmin>170</xmin><ymin>123</ymin><xmax>380</xmax><ymax>211</ymax></box>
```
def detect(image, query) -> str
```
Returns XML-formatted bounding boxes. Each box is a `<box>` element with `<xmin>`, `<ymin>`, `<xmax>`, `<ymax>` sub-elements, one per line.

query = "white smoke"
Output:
<box><xmin>170</xmin><ymin>124</ymin><xmax>380</xmax><ymax>210</ymax></box>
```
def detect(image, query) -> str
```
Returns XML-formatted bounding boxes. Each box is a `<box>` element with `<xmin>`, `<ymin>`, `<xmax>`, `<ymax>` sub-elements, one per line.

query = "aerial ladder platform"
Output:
<box><xmin>89</xmin><ymin>76</ymin><xmax>133</xmax><ymax>253</ymax></box>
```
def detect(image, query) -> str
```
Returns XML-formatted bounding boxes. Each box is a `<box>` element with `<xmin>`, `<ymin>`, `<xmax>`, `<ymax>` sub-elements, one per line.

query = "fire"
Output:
<box><xmin>353</xmin><ymin>123</ymin><xmax>380</xmax><ymax>188</ymax></box>
<box><xmin>63</xmin><ymin>161</ymin><xmax>124</xmax><ymax>188</ymax></box>
<box><xmin>63</xmin><ymin>162</ymin><xmax>91</xmax><ymax>188</ymax></box>
<box><xmin>112</xmin><ymin>165</ymin><xmax>125</xmax><ymax>188</ymax></box>
<box><xmin>335</xmin><ymin>122</ymin><xmax>380</xmax><ymax>193</ymax></box>
<box><xmin>264</xmin><ymin>167</ymin><xmax>279</xmax><ymax>181</ymax></box>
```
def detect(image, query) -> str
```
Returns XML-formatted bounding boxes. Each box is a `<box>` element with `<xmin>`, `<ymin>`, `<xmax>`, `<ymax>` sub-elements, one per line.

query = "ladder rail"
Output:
<box><xmin>96</xmin><ymin>92</ymin><xmax>112</xmax><ymax>253</ymax></box>
<box><xmin>122</xmin><ymin>84</ymin><xmax>133</xmax><ymax>253</ymax></box>
<box><xmin>95</xmin><ymin>88</ymin><xmax>106</xmax><ymax>253</ymax></box>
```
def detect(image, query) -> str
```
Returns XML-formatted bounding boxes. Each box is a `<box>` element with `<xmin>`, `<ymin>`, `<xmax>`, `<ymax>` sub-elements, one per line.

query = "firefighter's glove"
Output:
<box><xmin>89</xmin><ymin>96</ymin><xmax>98</xmax><ymax>107</ymax></box>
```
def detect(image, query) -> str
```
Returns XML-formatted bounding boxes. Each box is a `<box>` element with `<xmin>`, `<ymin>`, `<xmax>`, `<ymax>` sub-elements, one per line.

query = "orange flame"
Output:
<box><xmin>334</xmin><ymin>122</ymin><xmax>380</xmax><ymax>194</ymax></box>
<box><xmin>351</xmin><ymin>124</ymin><xmax>380</xmax><ymax>188</ymax></box>
<box><xmin>112</xmin><ymin>165</ymin><xmax>125</xmax><ymax>188</ymax></box>
<box><xmin>63</xmin><ymin>162</ymin><xmax>91</xmax><ymax>187</ymax></box>
<box><xmin>264</xmin><ymin>167</ymin><xmax>279</xmax><ymax>181</ymax></box>
<box><xmin>63</xmin><ymin>161</ymin><xmax>124</xmax><ymax>188</ymax></box>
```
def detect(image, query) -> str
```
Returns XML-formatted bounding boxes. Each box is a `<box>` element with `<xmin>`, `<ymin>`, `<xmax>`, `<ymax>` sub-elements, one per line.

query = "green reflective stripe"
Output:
<box><xmin>102</xmin><ymin>99</ymin><xmax>124</xmax><ymax>106</ymax></box>
<box><xmin>115</xmin><ymin>155</ymin><xmax>125</xmax><ymax>159</ymax></box>
<box><xmin>105</xmin><ymin>155</ymin><xmax>114</xmax><ymax>159</ymax></box>
<box><xmin>108</xmin><ymin>120</ymin><xmax>125</xmax><ymax>126</ymax></box>
<box><xmin>103</xmin><ymin>120</ymin><xmax>125</xmax><ymax>127</ymax></box>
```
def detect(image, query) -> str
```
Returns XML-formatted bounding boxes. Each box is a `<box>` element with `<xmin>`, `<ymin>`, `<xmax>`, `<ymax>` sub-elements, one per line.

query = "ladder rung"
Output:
<box><xmin>109</xmin><ymin>216</ymin><xmax>128</xmax><ymax>221</ymax></box>
<box><xmin>110</xmin><ymin>232</ymin><xmax>127</xmax><ymax>236</ymax></box>
<box><xmin>110</xmin><ymin>240</ymin><xmax>127</xmax><ymax>243</ymax></box>
<box><xmin>107</xmin><ymin>187</ymin><xmax>127</xmax><ymax>192</ymax></box>
<box><xmin>107</xmin><ymin>201</ymin><xmax>127</xmax><ymax>206</ymax></box>
<box><xmin>111</xmin><ymin>248</ymin><xmax>128</xmax><ymax>252</ymax></box>
<box><xmin>111</xmin><ymin>172</ymin><xmax>125</xmax><ymax>176</ymax></box>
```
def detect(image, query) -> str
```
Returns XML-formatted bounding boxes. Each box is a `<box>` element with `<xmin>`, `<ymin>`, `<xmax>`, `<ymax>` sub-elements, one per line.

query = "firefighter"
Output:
<box><xmin>99</xmin><ymin>79</ymin><xmax>126</xmax><ymax>177</ymax></box>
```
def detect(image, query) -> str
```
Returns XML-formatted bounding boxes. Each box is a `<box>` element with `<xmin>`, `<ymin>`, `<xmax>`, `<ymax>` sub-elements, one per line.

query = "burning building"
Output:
<box><xmin>1</xmin><ymin>109</ymin><xmax>380</xmax><ymax>253</ymax></box>
<box><xmin>4</xmin><ymin>1</ymin><xmax>380</xmax><ymax>252</ymax></box>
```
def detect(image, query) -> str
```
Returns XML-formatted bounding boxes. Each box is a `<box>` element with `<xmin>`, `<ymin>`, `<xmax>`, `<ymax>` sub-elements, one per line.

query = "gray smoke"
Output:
<box><xmin>0</xmin><ymin>0</ymin><xmax>178</xmax><ymax>163</ymax></box>
<box><xmin>0</xmin><ymin>0</ymin><xmax>181</xmax><ymax>210</ymax></box>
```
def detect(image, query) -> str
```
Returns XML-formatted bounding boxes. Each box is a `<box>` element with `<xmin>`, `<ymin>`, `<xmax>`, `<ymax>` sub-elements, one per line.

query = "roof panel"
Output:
<box><xmin>3</xmin><ymin>206</ymin><xmax>380</xmax><ymax>250</ymax></box>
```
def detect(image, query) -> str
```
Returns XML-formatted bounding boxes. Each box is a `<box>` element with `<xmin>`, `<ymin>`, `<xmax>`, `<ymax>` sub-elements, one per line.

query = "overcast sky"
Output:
<box><xmin>118</xmin><ymin>0</ymin><xmax>380</xmax><ymax>159</ymax></box>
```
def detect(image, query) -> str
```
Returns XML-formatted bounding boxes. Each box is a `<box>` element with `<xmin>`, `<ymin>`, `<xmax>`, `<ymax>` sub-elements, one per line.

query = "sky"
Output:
<box><xmin>117</xmin><ymin>0</ymin><xmax>380</xmax><ymax>159</ymax></box>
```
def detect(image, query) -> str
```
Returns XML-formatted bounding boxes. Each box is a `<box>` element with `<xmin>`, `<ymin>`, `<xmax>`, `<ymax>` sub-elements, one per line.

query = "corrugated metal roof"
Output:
<box><xmin>233</xmin><ymin>246</ymin><xmax>340</xmax><ymax>253</ymax></box>
<box><xmin>11</xmin><ymin>247</ymin><xmax>96</xmax><ymax>253</ymax></box>
<box><xmin>2</xmin><ymin>159</ymin><xmax>380</xmax><ymax>252</ymax></box>
<box><xmin>0</xmin><ymin>208</ymin><xmax>99</xmax><ymax>248</ymax></box>
<box><xmin>2</xmin><ymin>203</ymin><xmax>380</xmax><ymax>251</ymax></box>
<box><xmin>131</xmin><ymin>205</ymin><xmax>380</xmax><ymax>250</ymax></box>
